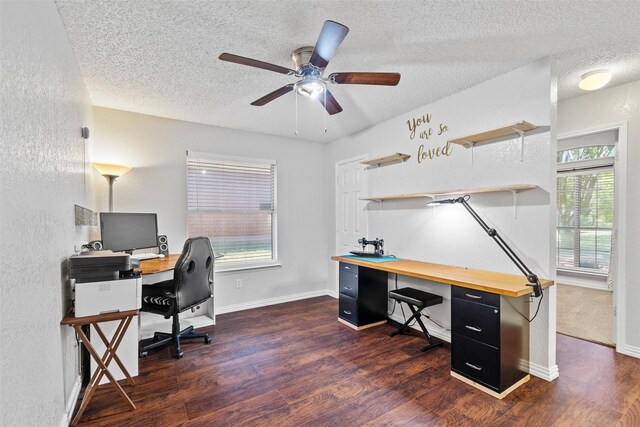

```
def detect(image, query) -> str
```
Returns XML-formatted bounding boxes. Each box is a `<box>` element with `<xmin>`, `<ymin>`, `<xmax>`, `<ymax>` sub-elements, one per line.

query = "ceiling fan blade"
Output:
<box><xmin>329</xmin><ymin>72</ymin><xmax>401</xmax><ymax>86</ymax></box>
<box><xmin>251</xmin><ymin>84</ymin><xmax>295</xmax><ymax>106</ymax></box>
<box><xmin>309</xmin><ymin>20</ymin><xmax>349</xmax><ymax>69</ymax></box>
<box><xmin>219</xmin><ymin>53</ymin><xmax>295</xmax><ymax>75</ymax></box>
<box><xmin>318</xmin><ymin>89</ymin><xmax>343</xmax><ymax>115</ymax></box>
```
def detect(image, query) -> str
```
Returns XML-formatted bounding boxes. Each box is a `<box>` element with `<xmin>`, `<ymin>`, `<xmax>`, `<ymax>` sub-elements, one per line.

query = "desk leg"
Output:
<box><xmin>71</xmin><ymin>318</ymin><xmax>136</xmax><ymax>426</ymax></box>
<box><xmin>93</xmin><ymin>322</ymin><xmax>136</xmax><ymax>386</ymax></box>
<box><xmin>90</xmin><ymin>316</ymin><xmax>136</xmax><ymax>393</ymax></box>
<box><xmin>88</xmin><ymin>316</ymin><xmax>129</xmax><ymax>387</ymax></box>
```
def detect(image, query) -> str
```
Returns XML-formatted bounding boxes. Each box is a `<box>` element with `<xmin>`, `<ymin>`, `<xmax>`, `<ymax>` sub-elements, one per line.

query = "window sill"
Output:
<box><xmin>215</xmin><ymin>262</ymin><xmax>282</xmax><ymax>274</ymax></box>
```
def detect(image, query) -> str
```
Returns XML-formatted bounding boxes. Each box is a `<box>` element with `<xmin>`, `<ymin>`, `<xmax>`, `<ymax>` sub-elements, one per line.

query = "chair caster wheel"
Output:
<box><xmin>139</xmin><ymin>351</ymin><xmax>148</xmax><ymax>358</ymax></box>
<box><xmin>173</xmin><ymin>351</ymin><xmax>184</xmax><ymax>359</ymax></box>
<box><xmin>205</xmin><ymin>336</ymin><xmax>212</xmax><ymax>344</ymax></box>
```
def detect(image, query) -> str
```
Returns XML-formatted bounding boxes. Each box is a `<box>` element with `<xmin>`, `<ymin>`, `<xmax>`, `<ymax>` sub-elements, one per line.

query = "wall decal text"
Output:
<box><xmin>406</xmin><ymin>113</ymin><xmax>453</xmax><ymax>164</ymax></box>
<box><xmin>417</xmin><ymin>141</ymin><xmax>453</xmax><ymax>163</ymax></box>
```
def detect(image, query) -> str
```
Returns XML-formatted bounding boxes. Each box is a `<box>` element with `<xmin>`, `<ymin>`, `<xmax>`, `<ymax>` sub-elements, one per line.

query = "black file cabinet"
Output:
<box><xmin>338</xmin><ymin>262</ymin><xmax>388</xmax><ymax>329</ymax></box>
<box><xmin>451</xmin><ymin>285</ymin><xmax>530</xmax><ymax>394</ymax></box>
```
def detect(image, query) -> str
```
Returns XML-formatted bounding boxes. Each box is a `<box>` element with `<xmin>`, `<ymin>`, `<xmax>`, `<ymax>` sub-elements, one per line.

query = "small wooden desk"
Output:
<box><xmin>61</xmin><ymin>310</ymin><xmax>139</xmax><ymax>426</ymax></box>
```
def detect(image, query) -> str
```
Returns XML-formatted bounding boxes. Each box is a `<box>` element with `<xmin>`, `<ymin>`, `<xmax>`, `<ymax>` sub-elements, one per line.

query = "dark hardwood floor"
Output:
<box><xmin>76</xmin><ymin>296</ymin><xmax>640</xmax><ymax>426</ymax></box>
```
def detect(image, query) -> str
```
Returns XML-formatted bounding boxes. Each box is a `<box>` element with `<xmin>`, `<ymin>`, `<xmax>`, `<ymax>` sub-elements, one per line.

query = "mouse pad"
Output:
<box><xmin>341</xmin><ymin>255</ymin><xmax>402</xmax><ymax>263</ymax></box>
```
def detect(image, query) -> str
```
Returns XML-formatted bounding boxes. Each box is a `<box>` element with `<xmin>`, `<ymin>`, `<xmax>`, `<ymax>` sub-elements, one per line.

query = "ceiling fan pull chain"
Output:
<box><xmin>295</xmin><ymin>87</ymin><xmax>299</xmax><ymax>136</ymax></box>
<box><xmin>324</xmin><ymin>88</ymin><xmax>327</xmax><ymax>133</ymax></box>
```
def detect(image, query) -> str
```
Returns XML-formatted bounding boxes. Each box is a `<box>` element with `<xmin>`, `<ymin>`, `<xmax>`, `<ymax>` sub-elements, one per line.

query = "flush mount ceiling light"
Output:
<box><xmin>578</xmin><ymin>69</ymin><xmax>612</xmax><ymax>91</ymax></box>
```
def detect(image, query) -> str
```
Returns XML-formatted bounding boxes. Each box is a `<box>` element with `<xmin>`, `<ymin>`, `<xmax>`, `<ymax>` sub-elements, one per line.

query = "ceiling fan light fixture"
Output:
<box><xmin>579</xmin><ymin>69</ymin><xmax>612</xmax><ymax>91</ymax></box>
<box><xmin>296</xmin><ymin>80</ymin><xmax>325</xmax><ymax>99</ymax></box>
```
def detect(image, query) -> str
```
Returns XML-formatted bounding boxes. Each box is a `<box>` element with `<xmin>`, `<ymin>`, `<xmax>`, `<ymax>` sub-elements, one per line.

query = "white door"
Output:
<box><xmin>336</xmin><ymin>156</ymin><xmax>368</xmax><ymax>255</ymax></box>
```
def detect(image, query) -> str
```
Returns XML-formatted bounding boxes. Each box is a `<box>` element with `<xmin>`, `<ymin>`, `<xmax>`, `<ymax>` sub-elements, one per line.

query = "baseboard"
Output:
<box><xmin>528</xmin><ymin>361</ymin><xmax>559</xmax><ymax>381</ymax></box>
<box><xmin>326</xmin><ymin>289</ymin><xmax>338</xmax><ymax>299</ymax></box>
<box><xmin>216</xmin><ymin>290</ymin><xmax>330</xmax><ymax>315</ymax></box>
<box><xmin>387</xmin><ymin>312</ymin><xmax>451</xmax><ymax>343</ymax></box>
<box><xmin>59</xmin><ymin>375</ymin><xmax>82</xmax><ymax>427</ymax></box>
<box><xmin>555</xmin><ymin>272</ymin><xmax>609</xmax><ymax>291</ymax></box>
<box><xmin>621</xmin><ymin>344</ymin><xmax>640</xmax><ymax>359</ymax></box>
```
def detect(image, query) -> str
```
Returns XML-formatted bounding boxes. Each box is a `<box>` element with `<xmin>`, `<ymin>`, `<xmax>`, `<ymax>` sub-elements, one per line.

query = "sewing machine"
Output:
<box><xmin>349</xmin><ymin>237</ymin><xmax>385</xmax><ymax>258</ymax></box>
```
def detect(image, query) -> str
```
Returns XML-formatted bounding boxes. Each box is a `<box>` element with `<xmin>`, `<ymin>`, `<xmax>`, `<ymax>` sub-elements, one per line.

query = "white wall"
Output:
<box><xmin>558</xmin><ymin>80</ymin><xmax>640</xmax><ymax>355</ymax></box>
<box><xmin>0</xmin><ymin>1</ymin><xmax>94</xmax><ymax>425</ymax></box>
<box><xmin>91</xmin><ymin>107</ymin><xmax>329</xmax><ymax>310</ymax></box>
<box><xmin>327</xmin><ymin>60</ymin><xmax>558</xmax><ymax>379</ymax></box>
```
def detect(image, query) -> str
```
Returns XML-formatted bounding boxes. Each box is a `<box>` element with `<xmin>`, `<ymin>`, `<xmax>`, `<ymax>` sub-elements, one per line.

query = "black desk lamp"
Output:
<box><xmin>428</xmin><ymin>195</ymin><xmax>543</xmax><ymax>297</ymax></box>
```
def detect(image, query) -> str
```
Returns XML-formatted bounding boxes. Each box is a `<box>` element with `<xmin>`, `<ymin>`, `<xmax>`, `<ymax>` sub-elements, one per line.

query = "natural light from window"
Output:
<box><xmin>557</xmin><ymin>144</ymin><xmax>615</xmax><ymax>274</ymax></box>
<box><xmin>187</xmin><ymin>153</ymin><xmax>277</xmax><ymax>266</ymax></box>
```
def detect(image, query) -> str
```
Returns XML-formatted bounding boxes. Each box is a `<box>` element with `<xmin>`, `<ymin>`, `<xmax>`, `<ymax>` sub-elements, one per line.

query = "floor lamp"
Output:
<box><xmin>92</xmin><ymin>163</ymin><xmax>131</xmax><ymax>212</ymax></box>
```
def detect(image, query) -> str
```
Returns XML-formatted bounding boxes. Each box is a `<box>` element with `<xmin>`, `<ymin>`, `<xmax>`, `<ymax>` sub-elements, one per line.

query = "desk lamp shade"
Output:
<box><xmin>92</xmin><ymin>162</ymin><xmax>132</xmax><ymax>212</ymax></box>
<box><xmin>426</xmin><ymin>199</ymin><xmax>455</xmax><ymax>206</ymax></box>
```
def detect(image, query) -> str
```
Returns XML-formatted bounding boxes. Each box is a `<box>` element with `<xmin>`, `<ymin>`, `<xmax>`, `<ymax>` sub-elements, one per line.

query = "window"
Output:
<box><xmin>187</xmin><ymin>152</ymin><xmax>277</xmax><ymax>266</ymax></box>
<box><xmin>557</xmin><ymin>131</ymin><xmax>616</xmax><ymax>274</ymax></box>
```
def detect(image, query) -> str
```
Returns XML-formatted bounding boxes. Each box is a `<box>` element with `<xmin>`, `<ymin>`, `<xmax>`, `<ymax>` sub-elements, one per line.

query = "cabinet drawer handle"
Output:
<box><xmin>344</xmin><ymin>266</ymin><xmax>351</xmax><ymax>270</ymax></box>
<box><xmin>465</xmin><ymin>325</ymin><xmax>482</xmax><ymax>332</ymax></box>
<box><xmin>343</xmin><ymin>286</ymin><xmax>352</xmax><ymax>291</ymax></box>
<box><xmin>465</xmin><ymin>362</ymin><xmax>482</xmax><ymax>371</ymax></box>
<box><xmin>465</xmin><ymin>293</ymin><xmax>483</xmax><ymax>299</ymax></box>
<box><xmin>343</xmin><ymin>310</ymin><xmax>352</xmax><ymax>315</ymax></box>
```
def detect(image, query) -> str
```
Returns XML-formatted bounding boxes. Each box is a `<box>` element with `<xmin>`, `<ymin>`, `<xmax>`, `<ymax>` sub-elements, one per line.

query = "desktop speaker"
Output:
<box><xmin>157</xmin><ymin>235</ymin><xmax>169</xmax><ymax>256</ymax></box>
<box><xmin>88</xmin><ymin>240</ymin><xmax>103</xmax><ymax>251</ymax></box>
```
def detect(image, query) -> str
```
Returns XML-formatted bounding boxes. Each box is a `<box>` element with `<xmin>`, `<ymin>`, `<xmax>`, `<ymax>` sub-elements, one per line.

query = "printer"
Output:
<box><xmin>69</xmin><ymin>251</ymin><xmax>132</xmax><ymax>283</ymax></box>
<box><xmin>69</xmin><ymin>251</ymin><xmax>142</xmax><ymax>317</ymax></box>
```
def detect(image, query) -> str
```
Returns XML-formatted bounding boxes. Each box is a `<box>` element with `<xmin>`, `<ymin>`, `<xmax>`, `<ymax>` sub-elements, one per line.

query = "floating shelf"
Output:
<box><xmin>361</xmin><ymin>153</ymin><xmax>411</xmax><ymax>166</ymax></box>
<box><xmin>360</xmin><ymin>184</ymin><xmax>538</xmax><ymax>202</ymax></box>
<box><xmin>448</xmin><ymin>121</ymin><xmax>537</xmax><ymax>147</ymax></box>
<box><xmin>361</xmin><ymin>192</ymin><xmax>432</xmax><ymax>202</ymax></box>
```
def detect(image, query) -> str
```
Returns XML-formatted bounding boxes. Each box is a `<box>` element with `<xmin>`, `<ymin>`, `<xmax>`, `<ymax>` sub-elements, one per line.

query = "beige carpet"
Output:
<box><xmin>556</xmin><ymin>283</ymin><xmax>614</xmax><ymax>346</ymax></box>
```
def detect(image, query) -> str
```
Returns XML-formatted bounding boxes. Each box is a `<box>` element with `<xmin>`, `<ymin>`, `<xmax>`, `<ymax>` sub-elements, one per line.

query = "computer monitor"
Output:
<box><xmin>100</xmin><ymin>212</ymin><xmax>158</xmax><ymax>253</ymax></box>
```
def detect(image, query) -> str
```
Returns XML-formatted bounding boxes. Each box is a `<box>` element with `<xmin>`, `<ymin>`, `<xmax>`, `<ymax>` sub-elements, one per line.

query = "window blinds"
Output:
<box><xmin>556</xmin><ymin>168</ymin><xmax>614</xmax><ymax>273</ymax></box>
<box><xmin>556</xmin><ymin>131</ymin><xmax>617</xmax><ymax>274</ymax></box>
<box><xmin>187</xmin><ymin>152</ymin><xmax>276</xmax><ymax>264</ymax></box>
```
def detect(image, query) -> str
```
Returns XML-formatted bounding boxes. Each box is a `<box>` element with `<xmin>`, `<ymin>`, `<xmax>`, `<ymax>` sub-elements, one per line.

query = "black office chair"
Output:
<box><xmin>139</xmin><ymin>236</ymin><xmax>214</xmax><ymax>359</ymax></box>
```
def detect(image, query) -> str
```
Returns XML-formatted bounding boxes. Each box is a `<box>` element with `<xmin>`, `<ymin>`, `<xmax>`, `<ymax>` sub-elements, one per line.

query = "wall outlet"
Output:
<box><xmin>236</xmin><ymin>279</ymin><xmax>242</xmax><ymax>289</ymax></box>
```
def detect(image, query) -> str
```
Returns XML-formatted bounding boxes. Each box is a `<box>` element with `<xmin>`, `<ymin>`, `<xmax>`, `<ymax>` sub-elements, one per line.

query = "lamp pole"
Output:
<box><xmin>433</xmin><ymin>196</ymin><xmax>543</xmax><ymax>297</ymax></box>
<box><xmin>102</xmin><ymin>175</ymin><xmax>117</xmax><ymax>212</ymax></box>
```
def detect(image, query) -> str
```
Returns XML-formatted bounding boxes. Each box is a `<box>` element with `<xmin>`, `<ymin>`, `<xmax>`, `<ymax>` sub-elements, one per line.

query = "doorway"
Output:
<box><xmin>556</xmin><ymin>123</ymin><xmax>627</xmax><ymax>348</ymax></box>
<box><xmin>335</xmin><ymin>155</ymin><xmax>369</xmax><ymax>259</ymax></box>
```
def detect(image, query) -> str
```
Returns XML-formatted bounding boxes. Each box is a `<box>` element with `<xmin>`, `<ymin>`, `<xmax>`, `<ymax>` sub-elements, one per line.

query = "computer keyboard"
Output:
<box><xmin>130</xmin><ymin>253</ymin><xmax>162</xmax><ymax>261</ymax></box>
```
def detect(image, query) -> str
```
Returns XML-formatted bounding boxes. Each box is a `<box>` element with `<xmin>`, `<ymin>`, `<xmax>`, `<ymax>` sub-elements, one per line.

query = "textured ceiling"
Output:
<box><xmin>55</xmin><ymin>0</ymin><xmax>640</xmax><ymax>143</ymax></box>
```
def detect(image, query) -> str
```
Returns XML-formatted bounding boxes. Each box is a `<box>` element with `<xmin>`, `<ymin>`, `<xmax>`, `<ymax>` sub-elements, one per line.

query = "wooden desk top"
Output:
<box><xmin>136</xmin><ymin>254</ymin><xmax>180</xmax><ymax>275</ymax></box>
<box><xmin>331</xmin><ymin>256</ymin><xmax>554</xmax><ymax>297</ymax></box>
<box><xmin>61</xmin><ymin>309</ymin><xmax>140</xmax><ymax>325</ymax></box>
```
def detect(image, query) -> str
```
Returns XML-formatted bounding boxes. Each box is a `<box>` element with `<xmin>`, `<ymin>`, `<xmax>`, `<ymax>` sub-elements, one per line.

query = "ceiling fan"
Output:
<box><xmin>219</xmin><ymin>20</ymin><xmax>401</xmax><ymax>115</ymax></box>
